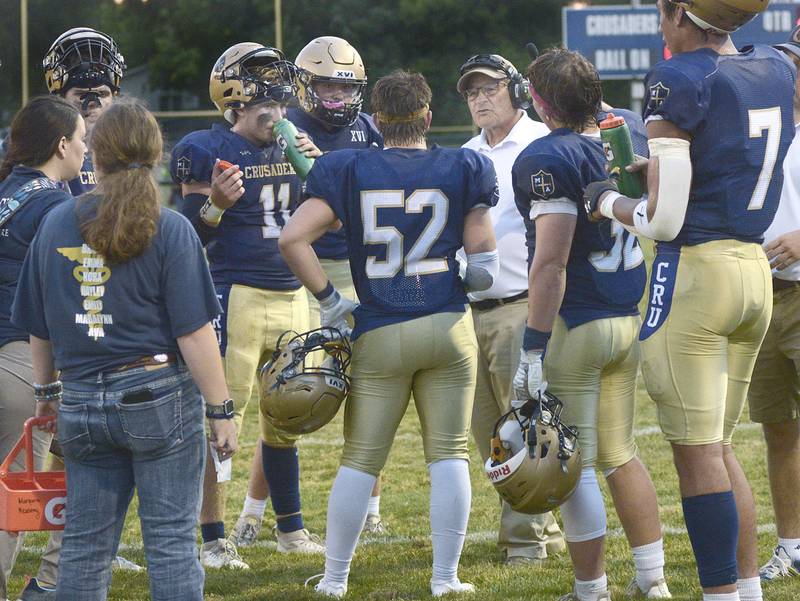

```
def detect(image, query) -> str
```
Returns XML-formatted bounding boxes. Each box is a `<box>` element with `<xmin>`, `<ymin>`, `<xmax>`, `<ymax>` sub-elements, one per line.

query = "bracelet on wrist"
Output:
<box><xmin>34</xmin><ymin>380</ymin><xmax>63</xmax><ymax>403</ymax></box>
<box><xmin>199</xmin><ymin>197</ymin><xmax>225</xmax><ymax>226</ymax></box>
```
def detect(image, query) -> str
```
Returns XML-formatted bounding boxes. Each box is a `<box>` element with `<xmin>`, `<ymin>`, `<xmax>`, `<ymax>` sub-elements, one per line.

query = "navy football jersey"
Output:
<box><xmin>287</xmin><ymin>107</ymin><xmax>384</xmax><ymax>260</ymax></box>
<box><xmin>306</xmin><ymin>146</ymin><xmax>499</xmax><ymax>339</ymax></box>
<box><xmin>68</xmin><ymin>154</ymin><xmax>97</xmax><ymax>196</ymax></box>
<box><xmin>643</xmin><ymin>45</ymin><xmax>795</xmax><ymax>245</ymax></box>
<box><xmin>513</xmin><ymin>128</ymin><xmax>646</xmax><ymax>328</ymax></box>
<box><xmin>170</xmin><ymin>123</ymin><xmax>302</xmax><ymax>290</ymax></box>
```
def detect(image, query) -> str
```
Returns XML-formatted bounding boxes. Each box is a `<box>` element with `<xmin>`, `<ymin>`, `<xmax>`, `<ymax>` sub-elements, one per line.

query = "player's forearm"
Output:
<box><xmin>526</xmin><ymin>261</ymin><xmax>566</xmax><ymax>334</ymax></box>
<box><xmin>176</xmin><ymin>322</ymin><xmax>229</xmax><ymax>405</ymax></box>
<box><xmin>279</xmin><ymin>238</ymin><xmax>329</xmax><ymax>295</ymax></box>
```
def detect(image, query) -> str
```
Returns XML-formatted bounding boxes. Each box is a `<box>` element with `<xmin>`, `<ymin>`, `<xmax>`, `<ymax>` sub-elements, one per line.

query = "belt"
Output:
<box><xmin>470</xmin><ymin>290</ymin><xmax>528</xmax><ymax>312</ymax></box>
<box><xmin>113</xmin><ymin>353</ymin><xmax>177</xmax><ymax>372</ymax></box>
<box><xmin>773</xmin><ymin>277</ymin><xmax>800</xmax><ymax>293</ymax></box>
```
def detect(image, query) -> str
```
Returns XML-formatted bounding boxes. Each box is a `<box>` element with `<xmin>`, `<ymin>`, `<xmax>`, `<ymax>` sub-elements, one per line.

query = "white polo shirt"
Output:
<box><xmin>765</xmin><ymin>122</ymin><xmax>800</xmax><ymax>281</ymax></box>
<box><xmin>462</xmin><ymin>111</ymin><xmax>550</xmax><ymax>301</ymax></box>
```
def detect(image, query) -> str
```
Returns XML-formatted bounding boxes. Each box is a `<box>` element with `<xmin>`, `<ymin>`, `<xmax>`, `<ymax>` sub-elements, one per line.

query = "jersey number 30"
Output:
<box><xmin>361</xmin><ymin>189</ymin><xmax>449</xmax><ymax>278</ymax></box>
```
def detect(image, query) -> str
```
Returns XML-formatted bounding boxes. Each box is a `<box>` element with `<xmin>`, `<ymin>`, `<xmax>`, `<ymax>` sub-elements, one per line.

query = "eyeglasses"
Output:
<box><xmin>463</xmin><ymin>79</ymin><xmax>508</xmax><ymax>101</ymax></box>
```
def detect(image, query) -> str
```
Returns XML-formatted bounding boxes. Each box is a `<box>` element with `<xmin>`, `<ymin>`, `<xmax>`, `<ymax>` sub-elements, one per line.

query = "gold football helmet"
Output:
<box><xmin>43</xmin><ymin>28</ymin><xmax>125</xmax><ymax>94</ymax></box>
<box><xmin>295</xmin><ymin>36</ymin><xmax>367</xmax><ymax>127</ymax></box>
<box><xmin>209</xmin><ymin>43</ymin><xmax>297</xmax><ymax>123</ymax></box>
<box><xmin>671</xmin><ymin>0</ymin><xmax>768</xmax><ymax>33</ymax></box>
<box><xmin>485</xmin><ymin>391</ymin><xmax>581</xmax><ymax>514</ymax></box>
<box><xmin>260</xmin><ymin>328</ymin><xmax>351</xmax><ymax>435</ymax></box>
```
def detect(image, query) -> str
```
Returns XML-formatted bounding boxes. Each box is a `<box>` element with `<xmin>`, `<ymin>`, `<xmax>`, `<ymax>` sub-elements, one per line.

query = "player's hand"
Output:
<box><xmin>210</xmin><ymin>159</ymin><xmax>245</xmax><ymax>209</ymax></box>
<box><xmin>765</xmin><ymin>230</ymin><xmax>800</xmax><ymax>271</ymax></box>
<box><xmin>512</xmin><ymin>349</ymin><xmax>545</xmax><ymax>402</ymax></box>
<box><xmin>319</xmin><ymin>289</ymin><xmax>358</xmax><ymax>338</ymax></box>
<box><xmin>583</xmin><ymin>177</ymin><xmax>619</xmax><ymax>222</ymax></box>
<box><xmin>295</xmin><ymin>133</ymin><xmax>322</xmax><ymax>158</ymax></box>
<box><xmin>208</xmin><ymin>418</ymin><xmax>238</xmax><ymax>460</ymax></box>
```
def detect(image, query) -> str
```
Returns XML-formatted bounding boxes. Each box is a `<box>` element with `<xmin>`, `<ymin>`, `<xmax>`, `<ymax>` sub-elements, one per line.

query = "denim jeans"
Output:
<box><xmin>55</xmin><ymin>363</ymin><xmax>205</xmax><ymax>601</ymax></box>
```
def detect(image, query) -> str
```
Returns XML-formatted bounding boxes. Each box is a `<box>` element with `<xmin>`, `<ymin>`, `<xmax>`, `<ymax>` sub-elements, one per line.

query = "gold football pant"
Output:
<box><xmin>640</xmin><ymin>240</ymin><xmax>772</xmax><ymax>444</ymax></box>
<box><xmin>220</xmin><ymin>283</ymin><xmax>309</xmax><ymax>446</ymax></box>
<box><xmin>545</xmin><ymin>315</ymin><xmax>641</xmax><ymax>471</ymax></box>
<box><xmin>470</xmin><ymin>299</ymin><xmax>564</xmax><ymax>559</ymax></box>
<box><xmin>341</xmin><ymin>312</ymin><xmax>477</xmax><ymax>476</ymax></box>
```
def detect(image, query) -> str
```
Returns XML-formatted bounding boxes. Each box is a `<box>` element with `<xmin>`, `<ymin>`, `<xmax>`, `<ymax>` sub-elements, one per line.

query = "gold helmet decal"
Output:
<box><xmin>670</xmin><ymin>0</ymin><xmax>768</xmax><ymax>33</ymax></box>
<box><xmin>43</xmin><ymin>28</ymin><xmax>125</xmax><ymax>95</ymax></box>
<box><xmin>260</xmin><ymin>328</ymin><xmax>351</xmax><ymax>435</ymax></box>
<box><xmin>295</xmin><ymin>36</ymin><xmax>367</xmax><ymax>127</ymax></box>
<box><xmin>209</xmin><ymin>42</ymin><xmax>298</xmax><ymax>123</ymax></box>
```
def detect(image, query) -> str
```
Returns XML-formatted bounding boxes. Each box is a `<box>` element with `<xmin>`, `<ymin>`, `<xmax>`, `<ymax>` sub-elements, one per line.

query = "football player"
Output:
<box><xmin>170</xmin><ymin>43</ymin><xmax>323</xmax><ymax>569</ymax></box>
<box><xmin>230</xmin><ymin>36</ymin><xmax>385</xmax><ymax>545</ymax></box>
<box><xmin>279</xmin><ymin>70</ymin><xmax>499</xmax><ymax>598</ymax></box>
<box><xmin>513</xmin><ymin>48</ymin><xmax>669</xmax><ymax>601</ymax></box>
<box><xmin>584</xmin><ymin>1</ymin><xmax>795</xmax><ymax>599</ymax></box>
<box><xmin>16</xmin><ymin>28</ymin><xmax>131</xmax><ymax>601</ymax></box>
<box><xmin>43</xmin><ymin>27</ymin><xmax>125</xmax><ymax>196</ymax></box>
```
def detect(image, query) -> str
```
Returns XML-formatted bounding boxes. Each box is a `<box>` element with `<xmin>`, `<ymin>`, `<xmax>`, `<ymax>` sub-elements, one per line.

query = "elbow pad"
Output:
<box><xmin>632</xmin><ymin>137</ymin><xmax>691</xmax><ymax>241</ymax></box>
<box><xmin>463</xmin><ymin>249</ymin><xmax>499</xmax><ymax>292</ymax></box>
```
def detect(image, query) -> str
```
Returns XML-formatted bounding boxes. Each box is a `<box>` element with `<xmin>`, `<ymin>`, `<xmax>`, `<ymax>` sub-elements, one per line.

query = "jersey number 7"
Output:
<box><xmin>747</xmin><ymin>107</ymin><xmax>782</xmax><ymax>211</ymax></box>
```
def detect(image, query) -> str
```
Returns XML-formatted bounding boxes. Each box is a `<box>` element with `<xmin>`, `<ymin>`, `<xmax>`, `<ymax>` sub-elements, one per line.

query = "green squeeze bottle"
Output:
<box><xmin>273</xmin><ymin>118</ymin><xmax>315</xmax><ymax>180</ymax></box>
<box><xmin>599</xmin><ymin>113</ymin><xmax>643</xmax><ymax>199</ymax></box>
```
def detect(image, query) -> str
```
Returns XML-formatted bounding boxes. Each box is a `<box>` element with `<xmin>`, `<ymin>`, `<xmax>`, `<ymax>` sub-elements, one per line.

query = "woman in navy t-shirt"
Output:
<box><xmin>12</xmin><ymin>100</ymin><xmax>237</xmax><ymax>601</ymax></box>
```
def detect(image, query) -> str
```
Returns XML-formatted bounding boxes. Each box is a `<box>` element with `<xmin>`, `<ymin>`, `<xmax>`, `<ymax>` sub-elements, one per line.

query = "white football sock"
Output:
<box><xmin>703</xmin><ymin>593</ymin><xmax>739</xmax><ymax>601</ymax></box>
<box><xmin>323</xmin><ymin>466</ymin><xmax>376</xmax><ymax>587</ymax></box>
<box><xmin>778</xmin><ymin>537</ymin><xmax>800</xmax><ymax>560</ymax></box>
<box><xmin>241</xmin><ymin>495</ymin><xmax>268</xmax><ymax>519</ymax></box>
<box><xmin>367</xmin><ymin>494</ymin><xmax>381</xmax><ymax>516</ymax></box>
<box><xmin>574</xmin><ymin>574</ymin><xmax>608</xmax><ymax>601</ymax></box>
<box><xmin>429</xmin><ymin>458</ymin><xmax>471</xmax><ymax>589</ymax></box>
<box><xmin>632</xmin><ymin>538</ymin><xmax>665</xmax><ymax>591</ymax></box>
<box><xmin>736</xmin><ymin>576</ymin><xmax>762</xmax><ymax>601</ymax></box>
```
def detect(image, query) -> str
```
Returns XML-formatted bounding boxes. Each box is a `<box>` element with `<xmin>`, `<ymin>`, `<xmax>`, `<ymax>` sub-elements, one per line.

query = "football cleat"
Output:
<box><xmin>431</xmin><ymin>579</ymin><xmax>476</xmax><ymax>597</ymax></box>
<box><xmin>305</xmin><ymin>573</ymin><xmax>347</xmax><ymax>599</ymax></box>
<box><xmin>760</xmin><ymin>545</ymin><xmax>800</xmax><ymax>582</ymax></box>
<box><xmin>200</xmin><ymin>538</ymin><xmax>250</xmax><ymax>570</ymax></box>
<box><xmin>625</xmin><ymin>577</ymin><xmax>672</xmax><ymax>599</ymax></box>
<box><xmin>361</xmin><ymin>513</ymin><xmax>387</xmax><ymax>535</ymax></box>
<box><xmin>274</xmin><ymin>526</ymin><xmax>325</xmax><ymax>554</ymax></box>
<box><xmin>558</xmin><ymin>590</ymin><xmax>611</xmax><ymax>601</ymax></box>
<box><xmin>111</xmin><ymin>555</ymin><xmax>143</xmax><ymax>572</ymax></box>
<box><xmin>229</xmin><ymin>513</ymin><xmax>263</xmax><ymax>547</ymax></box>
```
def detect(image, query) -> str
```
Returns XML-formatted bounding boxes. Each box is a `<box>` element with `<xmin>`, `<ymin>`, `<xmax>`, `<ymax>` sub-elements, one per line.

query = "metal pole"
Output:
<box><xmin>21</xmin><ymin>0</ymin><xmax>29</xmax><ymax>106</ymax></box>
<box><xmin>275</xmin><ymin>0</ymin><xmax>283</xmax><ymax>49</ymax></box>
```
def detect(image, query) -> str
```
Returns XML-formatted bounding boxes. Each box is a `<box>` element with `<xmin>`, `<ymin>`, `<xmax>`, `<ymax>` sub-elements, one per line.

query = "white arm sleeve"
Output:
<box><xmin>463</xmin><ymin>250</ymin><xmax>499</xmax><ymax>293</ymax></box>
<box><xmin>631</xmin><ymin>137</ymin><xmax>692</xmax><ymax>242</ymax></box>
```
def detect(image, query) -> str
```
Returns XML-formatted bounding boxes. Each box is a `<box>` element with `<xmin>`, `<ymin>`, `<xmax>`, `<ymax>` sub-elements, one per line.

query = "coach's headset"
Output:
<box><xmin>458</xmin><ymin>54</ymin><xmax>531</xmax><ymax>110</ymax></box>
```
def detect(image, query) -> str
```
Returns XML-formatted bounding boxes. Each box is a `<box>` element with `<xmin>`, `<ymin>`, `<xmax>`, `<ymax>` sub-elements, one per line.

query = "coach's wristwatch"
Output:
<box><xmin>206</xmin><ymin>399</ymin><xmax>235</xmax><ymax>420</ymax></box>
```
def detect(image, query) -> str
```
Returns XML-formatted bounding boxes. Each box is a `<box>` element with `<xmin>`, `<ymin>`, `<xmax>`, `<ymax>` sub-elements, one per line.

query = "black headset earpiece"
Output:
<box><xmin>459</xmin><ymin>53</ymin><xmax>531</xmax><ymax>110</ymax></box>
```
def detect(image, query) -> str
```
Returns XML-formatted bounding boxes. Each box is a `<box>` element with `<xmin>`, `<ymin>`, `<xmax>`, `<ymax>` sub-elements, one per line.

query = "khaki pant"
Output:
<box><xmin>748</xmin><ymin>284</ymin><xmax>800</xmax><ymax>423</ymax></box>
<box><xmin>470</xmin><ymin>301</ymin><xmax>564</xmax><ymax>560</ymax></box>
<box><xmin>0</xmin><ymin>342</ymin><xmax>53</xmax><ymax>598</ymax></box>
<box><xmin>341</xmin><ymin>312</ymin><xmax>477</xmax><ymax>475</ymax></box>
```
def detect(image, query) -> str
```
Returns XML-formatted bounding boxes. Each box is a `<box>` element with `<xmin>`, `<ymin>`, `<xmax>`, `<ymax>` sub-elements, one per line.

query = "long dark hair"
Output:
<box><xmin>0</xmin><ymin>96</ymin><xmax>81</xmax><ymax>182</ymax></box>
<box><xmin>78</xmin><ymin>99</ymin><xmax>163</xmax><ymax>264</ymax></box>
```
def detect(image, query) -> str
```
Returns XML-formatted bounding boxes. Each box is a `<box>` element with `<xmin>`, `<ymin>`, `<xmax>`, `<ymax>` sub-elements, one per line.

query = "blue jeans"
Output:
<box><xmin>55</xmin><ymin>363</ymin><xmax>205</xmax><ymax>601</ymax></box>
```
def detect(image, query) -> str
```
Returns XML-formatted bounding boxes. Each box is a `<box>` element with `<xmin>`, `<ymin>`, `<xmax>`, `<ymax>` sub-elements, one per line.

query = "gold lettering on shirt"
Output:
<box><xmin>242</xmin><ymin>162</ymin><xmax>296</xmax><ymax>179</ymax></box>
<box><xmin>57</xmin><ymin>244</ymin><xmax>112</xmax><ymax>340</ymax></box>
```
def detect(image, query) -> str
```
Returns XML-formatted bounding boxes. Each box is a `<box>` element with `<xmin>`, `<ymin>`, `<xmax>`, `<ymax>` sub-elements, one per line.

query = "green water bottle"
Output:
<box><xmin>599</xmin><ymin>113</ymin><xmax>643</xmax><ymax>199</ymax></box>
<box><xmin>273</xmin><ymin>118</ymin><xmax>315</xmax><ymax>180</ymax></box>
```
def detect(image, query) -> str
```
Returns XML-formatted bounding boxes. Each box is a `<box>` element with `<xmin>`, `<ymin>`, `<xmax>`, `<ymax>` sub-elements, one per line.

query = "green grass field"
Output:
<box><xmin>7</xmin><ymin>384</ymin><xmax>799</xmax><ymax>600</ymax></box>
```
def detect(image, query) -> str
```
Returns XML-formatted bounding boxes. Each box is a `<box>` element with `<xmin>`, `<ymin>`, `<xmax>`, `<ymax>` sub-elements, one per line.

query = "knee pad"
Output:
<box><xmin>682</xmin><ymin>491</ymin><xmax>738</xmax><ymax>588</ymax></box>
<box><xmin>560</xmin><ymin>468</ymin><xmax>607</xmax><ymax>543</ymax></box>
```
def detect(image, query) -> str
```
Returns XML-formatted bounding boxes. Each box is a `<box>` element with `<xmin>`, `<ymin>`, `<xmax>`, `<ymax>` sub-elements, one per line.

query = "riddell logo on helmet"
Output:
<box><xmin>486</xmin><ymin>464</ymin><xmax>511</xmax><ymax>482</ymax></box>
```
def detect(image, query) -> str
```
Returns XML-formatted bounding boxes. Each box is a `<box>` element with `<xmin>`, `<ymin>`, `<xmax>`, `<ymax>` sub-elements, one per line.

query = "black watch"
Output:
<box><xmin>206</xmin><ymin>399</ymin><xmax>235</xmax><ymax>420</ymax></box>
